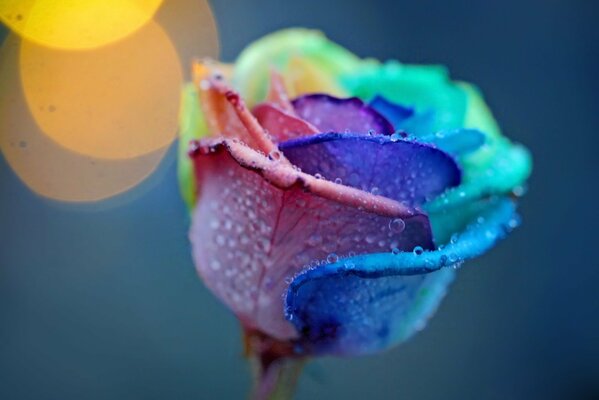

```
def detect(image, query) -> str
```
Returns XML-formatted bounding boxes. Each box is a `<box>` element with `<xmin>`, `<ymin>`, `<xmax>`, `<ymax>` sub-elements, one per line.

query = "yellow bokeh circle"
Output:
<box><xmin>0</xmin><ymin>0</ymin><xmax>163</xmax><ymax>50</ymax></box>
<box><xmin>0</xmin><ymin>34</ymin><xmax>171</xmax><ymax>202</ymax></box>
<box><xmin>19</xmin><ymin>20</ymin><xmax>183</xmax><ymax>160</ymax></box>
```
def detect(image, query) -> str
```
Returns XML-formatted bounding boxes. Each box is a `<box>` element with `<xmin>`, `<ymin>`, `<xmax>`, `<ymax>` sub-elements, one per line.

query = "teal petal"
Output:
<box><xmin>418</xmin><ymin>129</ymin><xmax>486</xmax><ymax>157</ymax></box>
<box><xmin>341</xmin><ymin>61</ymin><xmax>469</xmax><ymax>133</ymax></box>
<box><xmin>426</xmin><ymin>140</ymin><xmax>532</xmax><ymax>212</ymax></box>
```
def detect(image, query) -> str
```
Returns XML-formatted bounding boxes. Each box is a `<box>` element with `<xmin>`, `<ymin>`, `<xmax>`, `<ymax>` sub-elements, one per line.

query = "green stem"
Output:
<box><xmin>244</xmin><ymin>328</ymin><xmax>305</xmax><ymax>400</ymax></box>
<box><xmin>250</xmin><ymin>356</ymin><xmax>305</xmax><ymax>400</ymax></box>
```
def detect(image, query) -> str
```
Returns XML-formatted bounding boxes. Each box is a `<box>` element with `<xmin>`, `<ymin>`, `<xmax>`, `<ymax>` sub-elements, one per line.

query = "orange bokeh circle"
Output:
<box><xmin>0</xmin><ymin>34</ymin><xmax>171</xmax><ymax>202</ymax></box>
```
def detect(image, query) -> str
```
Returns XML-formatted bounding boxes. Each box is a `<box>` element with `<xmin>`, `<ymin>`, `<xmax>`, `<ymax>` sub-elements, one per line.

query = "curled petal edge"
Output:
<box><xmin>284</xmin><ymin>197</ymin><xmax>518</xmax><ymax>354</ymax></box>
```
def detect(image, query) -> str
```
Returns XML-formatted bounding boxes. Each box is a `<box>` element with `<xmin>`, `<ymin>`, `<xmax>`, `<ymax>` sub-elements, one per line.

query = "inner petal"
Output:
<box><xmin>292</xmin><ymin>94</ymin><xmax>394</xmax><ymax>134</ymax></box>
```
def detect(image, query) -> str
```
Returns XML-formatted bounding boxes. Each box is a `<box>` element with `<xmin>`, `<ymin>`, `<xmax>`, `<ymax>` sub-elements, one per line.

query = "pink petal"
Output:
<box><xmin>253</xmin><ymin>103</ymin><xmax>319</xmax><ymax>141</ymax></box>
<box><xmin>266</xmin><ymin>69</ymin><xmax>295</xmax><ymax>114</ymax></box>
<box><xmin>189</xmin><ymin>139</ymin><xmax>433</xmax><ymax>340</ymax></box>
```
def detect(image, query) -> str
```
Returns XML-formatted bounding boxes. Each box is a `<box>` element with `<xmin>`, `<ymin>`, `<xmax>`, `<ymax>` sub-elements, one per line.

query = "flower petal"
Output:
<box><xmin>189</xmin><ymin>139</ymin><xmax>434</xmax><ymax>340</ymax></box>
<box><xmin>266</xmin><ymin>69</ymin><xmax>295</xmax><ymax>114</ymax></box>
<box><xmin>418</xmin><ymin>129</ymin><xmax>486</xmax><ymax>157</ymax></box>
<box><xmin>285</xmin><ymin>197</ymin><xmax>517</xmax><ymax>355</ymax></box>
<box><xmin>368</xmin><ymin>95</ymin><xmax>415</xmax><ymax>128</ymax></box>
<box><xmin>280</xmin><ymin>133</ymin><xmax>461</xmax><ymax>206</ymax></box>
<box><xmin>192</xmin><ymin>62</ymin><xmax>249</xmax><ymax>141</ymax></box>
<box><xmin>253</xmin><ymin>103</ymin><xmax>319</xmax><ymax>141</ymax></box>
<box><xmin>292</xmin><ymin>94</ymin><xmax>394</xmax><ymax>134</ymax></box>
<box><xmin>426</xmin><ymin>141</ymin><xmax>532</xmax><ymax>212</ymax></box>
<box><xmin>178</xmin><ymin>83</ymin><xmax>209</xmax><ymax>212</ymax></box>
<box><xmin>341</xmin><ymin>61</ymin><xmax>468</xmax><ymax>133</ymax></box>
<box><xmin>233</xmin><ymin>28</ymin><xmax>360</xmax><ymax>106</ymax></box>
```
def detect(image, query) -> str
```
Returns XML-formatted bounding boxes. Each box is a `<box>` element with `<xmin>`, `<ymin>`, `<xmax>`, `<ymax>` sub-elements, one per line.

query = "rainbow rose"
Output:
<box><xmin>178</xmin><ymin>29</ymin><xmax>531</xmax><ymax>398</ymax></box>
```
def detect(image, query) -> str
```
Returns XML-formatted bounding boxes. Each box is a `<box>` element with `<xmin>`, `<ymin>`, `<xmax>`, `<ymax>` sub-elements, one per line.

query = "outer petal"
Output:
<box><xmin>426</xmin><ymin>140</ymin><xmax>532</xmax><ymax>212</ymax></box>
<box><xmin>280</xmin><ymin>133</ymin><xmax>461</xmax><ymax>206</ymax></box>
<box><xmin>178</xmin><ymin>83</ymin><xmax>209</xmax><ymax>212</ymax></box>
<box><xmin>189</xmin><ymin>140</ymin><xmax>434</xmax><ymax>340</ymax></box>
<box><xmin>285</xmin><ymin>197</ymin><xmax>517</xmax><ymax>355</ymax></box>
<box><xmin>292</xmin><ymin>94</ymin><xmax>394</xmax><ymax>134</ymax></box>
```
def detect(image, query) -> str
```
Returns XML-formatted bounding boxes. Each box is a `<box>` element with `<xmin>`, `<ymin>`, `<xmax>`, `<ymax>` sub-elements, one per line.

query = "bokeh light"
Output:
<box><xmin>20</xmin><ymin>20</ymin><xmax>183</xmax><ymax>160</ymax></box>
<box><xmin>0</xmin><ymin>0</ymin><xmax>163</xmax><ymax>50</ymax></box>
<box><xmin>0</xmin><ymin>35</ymin><xmax>170</xmax><ymax>202</ymax></box>
<box><xmin>0</xmin><ymin>0</ymin><xmax>218</xmax><ymax>202</ymax></box>
<box><xmin>155</xmin><ymin>0</ymin><xmax>219</xmax><ymax>81</ymax></box>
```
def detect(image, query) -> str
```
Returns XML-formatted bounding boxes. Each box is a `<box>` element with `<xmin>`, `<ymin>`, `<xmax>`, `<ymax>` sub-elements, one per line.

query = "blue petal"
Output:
<box><xmin>280</xmin><ymin>133</ymin><xmax>461</xmax><ymax>206</ymax></box>
<box><xmin>398</xmin><ymin>109</ymin><xmax>436</xmax><ymax>136</ymax></box>
<box><xmin>369</xmin><ymin>95</ymin><xmax>415</xmax><ymax>128</ymax></box>
<box><xmin>285</xmin><ymin>197</ymin><xmax>517</xmax><ymax>355</ymax></box>
<box><xmin>368</xmin><ymin>94</ymin><xmax>438</xmax><ymax>136</ymax></box>
<box><xmin>419</xmin><ymin>129</ymin><xmax>486</xmax><ymax>157</ymax></box>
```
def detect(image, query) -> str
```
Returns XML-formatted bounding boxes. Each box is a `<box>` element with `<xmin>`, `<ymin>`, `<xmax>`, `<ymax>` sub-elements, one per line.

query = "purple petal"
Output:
<box><xmin>189</xmin><ymin>139</ymin><xmax>434</xmax><ymax>340</ymax></box>
<box><xmin>280</xmin><ymin>133</ymin><xmax>461</xmax><ymax>206</ymax></box>
<box><xmin>292</xmin><ymin>94</ymin><xmax>394</xmax><ymax>134</ymax></box>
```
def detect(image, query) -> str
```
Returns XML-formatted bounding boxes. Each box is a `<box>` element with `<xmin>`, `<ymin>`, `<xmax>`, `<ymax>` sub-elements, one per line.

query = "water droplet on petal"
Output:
<box><xmin>326</xmin><ymin>253</ymin><xmax>339</xmax><ymax>263</ymax></box>
<box><xmin>388</xmin><ymin>218</ymin><xmax>406</xmax><ymax>233</ymax></box>
<box><xmin>268</xmin><ymin>150</ymin><xmax>282</xmax><ymax>161</ymax></box>
<box><xmin>413</xmin><ymin>246</ymin><xmax>424</xmax><ymax>256</ymax></box>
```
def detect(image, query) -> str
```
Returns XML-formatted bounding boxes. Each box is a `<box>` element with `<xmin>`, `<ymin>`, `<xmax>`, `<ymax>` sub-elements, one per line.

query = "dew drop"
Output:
<box><xmin>215</xmin><ymin>235</ymin><xmax>226</xmax><ymax>246</ymax></box>
<box><xmin>508</xmin><ymin>216</ymin><xmax>521</xmax><ymax>229</ymax></box>
<box><xmin>326</xmin><ymin>253</ymin><xmax>339</xmax><ymax>264</ymax></box>
<box><xmin>388</xmin><ymin>218</ymin><xmax>406</xmax><ymax>233</ymax></box>
<box><xmin>268</xmin><ymin>150</ymin><xmax>282</xmax><ymax>161</ymax></box>
<box><xmin>334</xmin><ymin>177</ymin><xmax>343</xmax><ymax>184</ymax></box>
<box><xmin>413</xmin><ymin>246</ymin><xmax>424</xmax><ymax>256</ymax></box>
<box><xmin>512</xmin><ymin>185</ymin><xmax>528</xmax><ymax>197</ymax></box>
<box><xmin>450</xmin><ymin>233</ymin><xmax>459</xmax><ymax>244</ymax></box>
<box><xmin>210</xmin><ymin>260</ymin><xmax>221</xmax><ymax>271</ymax></box>
<box><xmin>391</xmin><ymin>247</ymin><xmax>400</xmax><ymax>255</ymax></box>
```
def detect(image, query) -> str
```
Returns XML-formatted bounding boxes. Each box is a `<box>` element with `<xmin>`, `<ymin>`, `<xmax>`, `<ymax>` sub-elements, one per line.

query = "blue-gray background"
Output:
<box><xmin>1</xmin><ymin>1</ymin><xmax>597</xmax><ymax>399</ymax></box>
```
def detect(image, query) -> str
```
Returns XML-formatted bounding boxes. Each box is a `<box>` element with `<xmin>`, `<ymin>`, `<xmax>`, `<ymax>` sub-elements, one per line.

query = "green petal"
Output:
<box><xmin>233</xmin><ymin>28</ymin><xmax>360</xmax><ymax>105</ymax></box>
<box><xmin>177</xmin><ymin>83</ymin><xmax>209</xmax><ymax>212</ymax></box>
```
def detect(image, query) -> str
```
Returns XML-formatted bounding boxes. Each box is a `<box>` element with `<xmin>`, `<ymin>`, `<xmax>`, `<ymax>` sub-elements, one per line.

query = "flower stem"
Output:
<box><xmin>250</xmin><ymin>355</ymin><xmax>305</xmax><ymax>400</ymax></box>
<box><xmin>244</xmin><ymin>328</ymin><xmax>305</xmax><ymax>400</ymax></box>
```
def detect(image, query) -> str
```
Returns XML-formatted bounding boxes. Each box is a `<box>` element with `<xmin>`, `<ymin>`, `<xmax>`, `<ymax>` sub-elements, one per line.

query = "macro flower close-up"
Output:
<box><xmin>179</xmin><ymin>28</ymin><xmax>531</xmax><ymax>398</ymax></box>
<box><xmin>2</xmin><ymin>2</ymin><xmax>597</xmax><ymax>400</ymax></box>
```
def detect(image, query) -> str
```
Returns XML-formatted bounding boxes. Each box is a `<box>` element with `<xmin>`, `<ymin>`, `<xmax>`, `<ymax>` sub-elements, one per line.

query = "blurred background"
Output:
<box><xmin>0</xmin><ymin>0</ymin><xmax>597</xmax><ymax>399</ymax></box>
